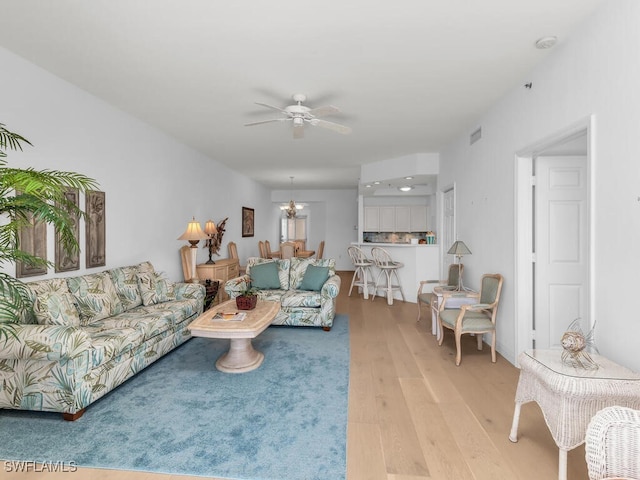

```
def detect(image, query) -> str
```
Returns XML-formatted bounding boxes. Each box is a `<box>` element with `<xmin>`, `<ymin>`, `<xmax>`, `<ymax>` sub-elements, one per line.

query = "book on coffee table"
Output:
<box><xmin>212</xmin><ymin>312</ymin><xmax>246</xmax><ymax>322</ymax></box>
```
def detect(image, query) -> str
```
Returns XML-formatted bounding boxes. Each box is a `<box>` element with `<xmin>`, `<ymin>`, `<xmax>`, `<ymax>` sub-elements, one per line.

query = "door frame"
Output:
<box><xmin>439</xmin><ymin>182</ymin><xmax>456</xmax><ymax>280</ymax></box>
<box><xmin>514</xmin><ymin>115</ymin><xmax>596</xmax><ymax>362</ymax></box>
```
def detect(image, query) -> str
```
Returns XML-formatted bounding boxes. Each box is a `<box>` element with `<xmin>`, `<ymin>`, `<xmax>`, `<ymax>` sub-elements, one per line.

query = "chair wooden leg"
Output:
<box><xmin>491</xmin><ymin>333</ymin><xmax>497</xmax><ymax>363</ymax></box>
<box><xmin>455</xmin><ymin>332</ymin><xmax>462</xmax><ymax>366</ymax></box>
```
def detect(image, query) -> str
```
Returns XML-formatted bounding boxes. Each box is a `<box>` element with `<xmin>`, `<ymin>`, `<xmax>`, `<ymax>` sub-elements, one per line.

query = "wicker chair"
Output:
<box><xmin>437</xmin><ymin>273</ymin><xmax>503</xmax><ymax>366</ymax></box>
<box><xmin>585</xmin><ymin>406</ymin><xmax>640</xmax><ymax>480</ymax></box>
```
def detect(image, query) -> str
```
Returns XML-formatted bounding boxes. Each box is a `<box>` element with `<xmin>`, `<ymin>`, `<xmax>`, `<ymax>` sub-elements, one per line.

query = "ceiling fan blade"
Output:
<box><xmin>293</xmin><ymin>123</ymin><xmax>305</xmax><ymax>139</ymax></box>
<box><xmin>255</xmin><ymin>102</ymin><xmax>288</xmax><ymax>114</ymax></box>
<box><xmin>244</xmin><ymin>118</ymin><xmax>286</xmax><ymax>127</ymax></box>
<box><xmin>310</xmin><ymin>118</ymin><xmax>352</xmax><ymax>135</ymax></box>
<box><xmin>308</xmin><ymin>105</ymin><xmax>340</xmax><ymax>118</ymax></box>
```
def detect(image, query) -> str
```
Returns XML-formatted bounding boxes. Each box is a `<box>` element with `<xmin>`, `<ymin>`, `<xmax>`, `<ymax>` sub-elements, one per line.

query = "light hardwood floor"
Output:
<box><xmin>0</xmin><ymin>271</ymin><xmax>589</xmax><ymax>480</ymax></box>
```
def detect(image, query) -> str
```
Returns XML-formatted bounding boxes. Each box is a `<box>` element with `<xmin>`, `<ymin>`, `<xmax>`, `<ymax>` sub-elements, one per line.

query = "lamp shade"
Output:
<box><xmin>177</xmin><ymin>218</ymin><xmax>208</xmax><ymax>242</ymax></box>
<box><xmin>204</xmin><ymin>220</ymin><xmax>218</xmax><ymax>236</ymax></box>
<box><xmin>447</xmin><ymin>240</ymin><xmax>472</xmax><ymax>256</ymax></box>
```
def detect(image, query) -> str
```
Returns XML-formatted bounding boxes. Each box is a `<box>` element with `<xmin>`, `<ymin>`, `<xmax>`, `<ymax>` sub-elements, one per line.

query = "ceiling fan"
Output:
<box><xmin>245</xmin><ymin>93</ymin><xmax>352</xmax><ymax>139</ymax></box>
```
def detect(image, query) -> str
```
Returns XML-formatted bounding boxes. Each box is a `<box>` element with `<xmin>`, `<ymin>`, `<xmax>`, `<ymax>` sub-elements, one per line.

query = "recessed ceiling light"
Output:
<box><xmin>404</xmin><ymin>176</ymin><xmax>413</xmax><ymax>180</ymax></box>
<box><xmin>535</xmin><ymin>36</ymin><xmax>557</xmax><ymax>49</ymax></box>
<box><xmin>365</xmin><ymin>184</ymin><xmax>372</xmax><ymax>188</ymax></box>
<box><xmin>398</xmin><ymin>186</ymin><xmax>413</xmax><ymax>192</ymax></box>
<box><xmin>373</xmin><ymin>181</ymin><xmax>381</xmax><ymax>185</ymax></box>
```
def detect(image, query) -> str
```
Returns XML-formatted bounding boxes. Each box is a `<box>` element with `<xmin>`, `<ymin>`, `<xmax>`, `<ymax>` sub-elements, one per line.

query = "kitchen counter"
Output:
<box><xmin>351</xmin><ymin>242</ymin><xmax>441</xmax><ymax>303</ymax></box>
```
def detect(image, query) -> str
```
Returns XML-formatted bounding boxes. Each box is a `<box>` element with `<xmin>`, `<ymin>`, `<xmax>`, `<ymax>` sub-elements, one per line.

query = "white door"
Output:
<box><xmin>534</xmin><ymin>156</ymin><xmax>589</xmax><ymax>349</ymax></box>
<box><xmin>442</xmin><ymin>187</ymin><xmax>455</xmax><ymax>276</ymax></box>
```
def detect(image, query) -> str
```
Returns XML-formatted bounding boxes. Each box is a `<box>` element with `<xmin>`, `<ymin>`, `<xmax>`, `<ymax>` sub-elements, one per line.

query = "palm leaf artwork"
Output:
<box><xmin>0</xmin><ymin>123</ymin><xmax>99</xmax><ymax>339</ymax></box>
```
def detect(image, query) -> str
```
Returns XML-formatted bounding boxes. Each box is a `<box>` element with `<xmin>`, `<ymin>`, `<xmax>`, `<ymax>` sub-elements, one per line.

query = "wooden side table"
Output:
<box><xmin>196</xmin><ymin>258</ymin><xmax>239</xmax><ymax>305</ymax></box>
<box><xmin>509</xmin><ymin>349</ymin><xmax>640</xmax><ymax>480</ymax></box>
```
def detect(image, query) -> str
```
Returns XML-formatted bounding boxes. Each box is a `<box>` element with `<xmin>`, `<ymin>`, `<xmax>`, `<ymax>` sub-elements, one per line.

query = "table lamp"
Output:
<box><xmin>178</xmin><ymin>217</ymin><xmax>208</xmax><ymax>282</ymax></box>
<box><xmin>204</xmin><ymin>219</ymin><xmax>218</xmax><ymax>264</ymax></box>
<box><xmin>447</xmin><ymin>240</ymin><xmax>472</xmax><ymax>291</ymax></box>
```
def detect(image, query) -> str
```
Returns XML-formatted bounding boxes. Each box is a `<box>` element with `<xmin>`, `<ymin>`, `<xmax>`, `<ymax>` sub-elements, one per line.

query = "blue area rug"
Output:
<box><xmin>0</xmin><ymin>314</ymin><xmax>350</xmax><ymax>480</ymax></box>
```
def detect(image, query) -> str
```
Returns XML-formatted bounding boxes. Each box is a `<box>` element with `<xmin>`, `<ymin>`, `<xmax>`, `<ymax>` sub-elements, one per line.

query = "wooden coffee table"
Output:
<box><xmin>188</xmin><ymin>299</ymin><xmax>280</xmax><ymax>373</ymax></box>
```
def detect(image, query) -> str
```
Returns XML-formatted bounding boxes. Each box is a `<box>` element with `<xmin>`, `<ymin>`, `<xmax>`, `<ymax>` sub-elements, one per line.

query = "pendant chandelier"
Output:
<box><xmin>281</xmin><ymin>176</ymin><xmax>303</xmax><ymax>218</ymax></box>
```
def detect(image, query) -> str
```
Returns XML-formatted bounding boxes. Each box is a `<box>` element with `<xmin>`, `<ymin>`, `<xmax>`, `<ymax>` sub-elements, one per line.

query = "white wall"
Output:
<box><xmin>0</xmin><ymin>47</ymin><xmax>273</xmax><ymax>281</ymax></box>
<box><xmin>439</xmin><ymin>1</ymin><xmax>640</xmax><ymax>371</ymax></box>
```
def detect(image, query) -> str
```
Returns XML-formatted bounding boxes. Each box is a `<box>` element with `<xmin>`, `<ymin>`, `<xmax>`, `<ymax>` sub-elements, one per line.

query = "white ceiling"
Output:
<box><xmin>0</xmin><ymin>0</ymin><xmax>603</xmax><ymax>191</ymax></box>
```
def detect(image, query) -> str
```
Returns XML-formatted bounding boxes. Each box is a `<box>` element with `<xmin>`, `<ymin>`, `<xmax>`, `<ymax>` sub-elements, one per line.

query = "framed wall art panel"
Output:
<box><xmin>242</xmin><ymin>207</ymin><xmax>254</xmax><ymax>238</ymax></box>
<box><xmin>16</xmin><ymin>213</ymin><xmax>47</xmax><ymax>278</ymax></box>
<box><xmin>86</xmin><ymin>190</ymin><xmax>106</xmax><ymax>268</ymax></box>
<box><xmin>55</xmin><ymin>187</ymin><xmax>80</xmax><ymax>272</ymax></box>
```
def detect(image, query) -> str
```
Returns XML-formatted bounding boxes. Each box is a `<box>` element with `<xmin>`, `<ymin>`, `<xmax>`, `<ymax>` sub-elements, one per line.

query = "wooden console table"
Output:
<box><xmin>509</xmin><ymin>349</ymin><xmax>640</xmax><ymax>480</ymax></box>
<box><xmin>196</xmin><ymin>258</ymin><xmax>239</xmax><ymax>305</ymax></box>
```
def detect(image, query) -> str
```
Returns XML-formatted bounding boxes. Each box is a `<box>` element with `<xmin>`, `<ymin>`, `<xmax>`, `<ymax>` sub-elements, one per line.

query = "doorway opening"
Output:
<box><xmin>514</xmin><ymin>116</ymin><xmax>594</xmax><ymax>359</ymax></box>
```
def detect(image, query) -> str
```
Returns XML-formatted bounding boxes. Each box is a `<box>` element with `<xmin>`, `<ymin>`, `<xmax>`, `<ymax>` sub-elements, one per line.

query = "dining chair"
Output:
<box><xmin>280</xmin><ymin>241</ymin><xmax>296</xmax><ymax>259</ymax></box>
<box><xmin>265</xmin><ymin>240</ymin><xmax>274</xmax><ymax>258</ymax></box>
<box><xmin>258</xmin><ymin>241</ymin><xmax>267</xmax><ymax>258</ymax></box>
<box><xmin>316</xmin><ymin>240</ymin><xmax>325</xmax><ymax>260</ymax></box>
<box><xmin>228</xmin><ymin>241</ymin><xmax>245</xmax><ymax>275</ymax></box>
<box><xmin>371</xmin><ymin>246</ymin><xmax>406</xmax><ymax>305</ymax></box>
<box><xmin>437</xmin><ymin>273</ymin><xmax>504</xmax><ymax>366</ymax></box>
<box><xmin>416</xmin><ymin>263</ymin><xmax>463</xmax><ymax>322</ymax></box>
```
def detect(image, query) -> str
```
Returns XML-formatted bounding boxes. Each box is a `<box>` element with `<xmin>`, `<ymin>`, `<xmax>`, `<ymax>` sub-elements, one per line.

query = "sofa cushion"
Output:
<box><xmin>109</xmin><ymin>266</ymin><xmax>143</xmax><ymax>310</ymax></box>
<box><xmin>66</xmin><ymin>272</ymin><xmax>125</xmax><ymax>325</ymax></box>
<box><xmin>299</xmin><ymin>265</ymin><xmax>330</xmax><ymax>291</ymax></box>
<box><xmin>24</xmin><ymin>278</ymin><xmax>71</xmax><ymax>325</ymax></box>
<box><xmin>99</xmin><ymin>310</ymin><xmax>176</xmax><ymax>341</ymax></box>
<box><xmin>83</xmin><ymin>324</ymin><xmax>145</xmax><ymax>367</ymax></box>
<box><xmin>290</xmin><ymin>258</ymin><xmax>336</xmax><ymax>289</ymax></box>
<box><xmin>250</xmin><ymin>262</ymin><xmax>281</xmax><ymax>289</ymax></box>
<box><xmin>33</xmin><ymin>291</ymin><xmax>81</xmax><ymax>327</ymax></box>
<box><xmin>137</xmin><ymin>271</ymin><xmax>176</xmax><ymax>306</ymax></box>
<box><xmin>136</xmin><ymin>261</ymin><xmax>156</xmax><ymax>274</ymax></box>
<box><xmin>246</xmin><ymin>257</ymin><xmax>291</xmax><ymax>290</ymax></box>
<box><xmin>281</xmin><ymin>290</ymin><xmax>323</xmax><ymax>308</ymax></box>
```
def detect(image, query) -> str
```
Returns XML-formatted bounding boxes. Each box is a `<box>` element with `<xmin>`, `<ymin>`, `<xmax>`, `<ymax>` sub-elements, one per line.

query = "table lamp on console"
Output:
<box><xmin>447</xmin><ymin>240</ymin><xmax>472</xmax><ymax>291</ymax></box>
<box><xmin>178</xmin><ymin>217</ymin><xmax>208</xmax><ymax>283</ymax></box>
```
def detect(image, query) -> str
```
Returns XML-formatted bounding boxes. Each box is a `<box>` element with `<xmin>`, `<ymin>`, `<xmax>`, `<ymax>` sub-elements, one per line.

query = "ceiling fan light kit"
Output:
<box><xmin>245</xmin><ymin>93</ymin><xmax>352</xmax><ymax>139</ymax></box>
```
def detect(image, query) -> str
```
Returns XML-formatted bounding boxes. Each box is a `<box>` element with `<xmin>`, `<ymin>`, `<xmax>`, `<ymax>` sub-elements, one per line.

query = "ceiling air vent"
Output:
<box><xmin>470</xmin><ymin>127</ymin><xmax>482</xmax><ymax>145</ymax></box>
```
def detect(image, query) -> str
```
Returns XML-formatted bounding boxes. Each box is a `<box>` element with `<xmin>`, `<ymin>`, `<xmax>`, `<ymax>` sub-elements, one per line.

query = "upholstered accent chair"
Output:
<box><xmin>437</xmin><ymin>273</ymin><xmax>504</xmax><ymax>366</ymax></box>
<box><xmin>416</xmin><ymin>263</ymin><xmax>463</xmax><ymax>322</ymax></box>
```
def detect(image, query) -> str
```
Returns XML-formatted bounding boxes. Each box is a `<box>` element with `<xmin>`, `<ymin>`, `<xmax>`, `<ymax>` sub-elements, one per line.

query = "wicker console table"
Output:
<box><xmin>509</xmin><ymin>349</ymin><xmax>640</xmax><ymax>480</ymax></box>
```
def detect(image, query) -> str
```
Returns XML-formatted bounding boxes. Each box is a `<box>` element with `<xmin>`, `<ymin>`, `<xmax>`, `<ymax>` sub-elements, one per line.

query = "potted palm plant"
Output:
<box><xmin>235</xmin><ymin>285</ymin><xmax>259</xmax><ymax>310</ymax></box>
<box><xmin>0</xmin><ymin>123</ymin><xmax>98</xmax><ymax>341</ymax></box>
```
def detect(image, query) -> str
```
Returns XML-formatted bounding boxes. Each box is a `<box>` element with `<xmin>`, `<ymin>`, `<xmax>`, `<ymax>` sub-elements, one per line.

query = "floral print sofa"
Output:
<box><xmin>224</xmin><ymin>257</ymin><xmax>340</xmax><ymax>330</ymax></box>
<box><xmin>0</xmin><ymin>261</ymin><xmax>204</xmax><ymax>420</ymax></box>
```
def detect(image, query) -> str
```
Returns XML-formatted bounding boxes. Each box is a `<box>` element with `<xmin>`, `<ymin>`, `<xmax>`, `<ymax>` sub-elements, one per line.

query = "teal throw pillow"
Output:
<box><xmin>250</xmin><ymin>262</ymin><xmax>281</xmax><ymax>289</ymax></box>
<box><xmin>299</xmin><ymin>265</ymin><xmax>330</xmax><ymax>291</ymax></box>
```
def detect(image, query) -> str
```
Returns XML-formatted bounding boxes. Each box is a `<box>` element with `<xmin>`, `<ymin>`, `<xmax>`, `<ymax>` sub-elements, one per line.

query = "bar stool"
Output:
<box><xmin>371</xmin><ymin>247</ymin><xmax>406</xmax><ymax>305</ymax></box>
<box><xmin>347</xmin><ymin>246</ymin><xmax>375</xmax><ymax>299</ymax></box>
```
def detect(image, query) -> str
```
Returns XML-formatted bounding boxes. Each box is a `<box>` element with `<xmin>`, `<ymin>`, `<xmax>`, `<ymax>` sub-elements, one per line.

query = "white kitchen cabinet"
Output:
<box><xmin>364</xmin><ymin>206</ymin><xmax>380</xmax><ymax>231</ymax></box>
<box><xmin>394</xmin><ymin>206</ymin><xmax>411</xmax><ymax>232</ymax></box>
<box><xmin>410</xmin><ymin>205</ymin><xmax>428</xmax><ymax>231</ymax></box>
<box><xmin>379</xmin><ymin>207</ymin><xmax>396</xmax><ymax>231</ymax></box>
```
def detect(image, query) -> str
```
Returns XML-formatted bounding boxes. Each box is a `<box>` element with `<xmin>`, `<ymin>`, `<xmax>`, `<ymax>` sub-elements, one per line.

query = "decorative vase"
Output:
<box><xmin>236</xmin><ymin>295</ymin><xmax>258</xmax><ymax>310</ymax></box>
